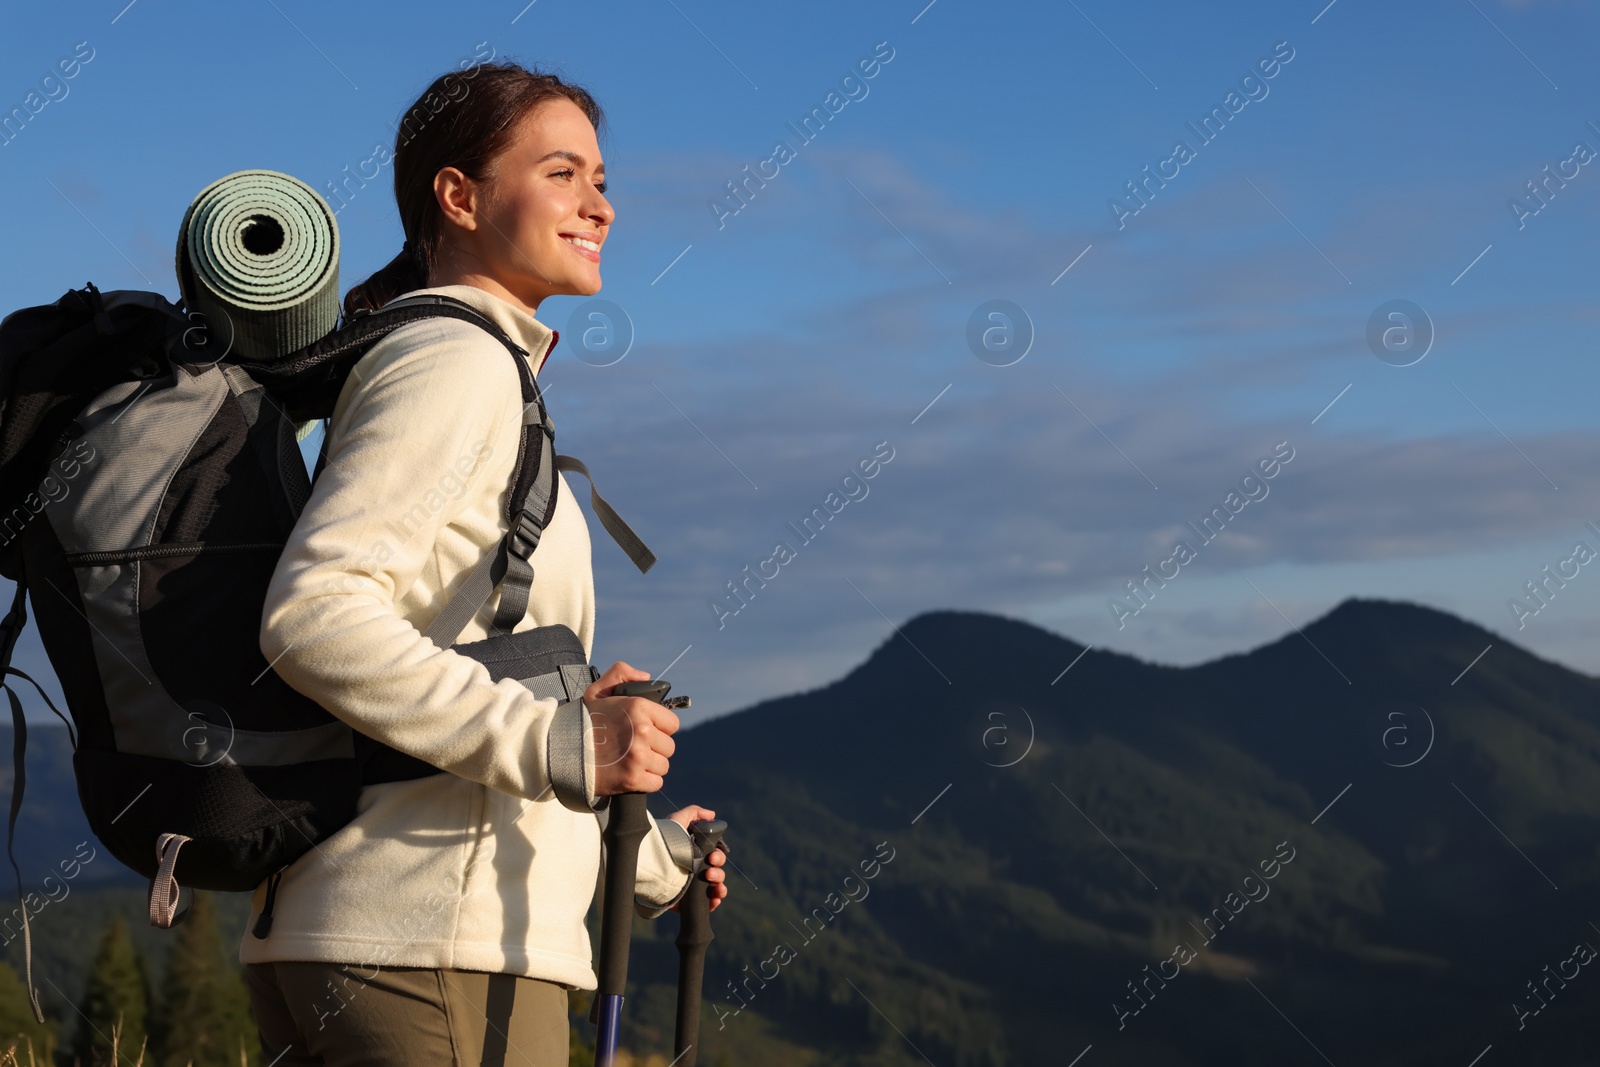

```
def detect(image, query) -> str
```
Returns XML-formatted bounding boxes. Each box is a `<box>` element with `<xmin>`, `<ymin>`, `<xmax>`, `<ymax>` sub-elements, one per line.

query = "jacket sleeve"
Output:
<box><xmin>597</xmin><ymin>814</ymin><xmax>695</xmax><ymax>919</ymax></box>
<box><xmin>258</xmin><ymin>320</ymin><xmax>592</xmax><ymax>807</ymax></box>
<box><xmin>637</xmin><ymin>816</ymin><xmax>696</xmax><ymax>917</ymax></box>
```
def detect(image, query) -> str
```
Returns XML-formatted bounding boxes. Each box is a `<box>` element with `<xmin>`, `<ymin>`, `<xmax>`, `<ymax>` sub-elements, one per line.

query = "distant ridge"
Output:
<box><xmin>6</xmin><ymin>598</ymin><xmax>1600</xmax><ymax>1064</ymax></box>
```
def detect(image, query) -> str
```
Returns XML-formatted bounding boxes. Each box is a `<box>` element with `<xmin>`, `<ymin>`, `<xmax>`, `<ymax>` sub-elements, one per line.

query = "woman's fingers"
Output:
<box><xmin>645</xmin><ymin>701</ymin><xmax>680</xmax><ymax>736</ymax></box>
<box><xmin>651</xmin><ymin>728</ymin><xmax>676</xmax><ymax>761</ymax></box>
<box><xmin>608</xmin><ymin>752</ymin><xmax>667</xmax><ymax>793</ymax></box>
<box><xmin>591</xmin><ymin>693</ymin><xmax>685</xmax><ymax>793</ymax></box>
<box><xmin>665</xmin><ymin>805</ymin><xmax>721</xmax><ymax>835</ymax></box>
<box><xmin>585</xmin><ymin>661</ymin><xmax>650</xmax><ymax>702</ymax></box>
<box><xmin>694</xmin><ymin>851</ymin><xmax>728</xmax><ymax>911</ymax></box>
<box><xmin>618</xmin><ymin>736</ymin><xmax>669</xmax><ymax>790</ymax></box>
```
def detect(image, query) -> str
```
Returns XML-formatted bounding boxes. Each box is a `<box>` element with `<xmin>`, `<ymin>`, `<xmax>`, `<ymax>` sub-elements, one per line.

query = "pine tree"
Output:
<box><xmin>74</xmin><ymin>915</ymin><xmax>151</xmax><ymax>1067</ymax></box>
<box><xmin>0</xmin><ymin>961</ymin><xmax>55</xmax><ymax>1065</ymax></box>
<box><xmin>150</xmin><ymin>892</ymin><xmax>255</xmax><ymax>1067</ymax></box>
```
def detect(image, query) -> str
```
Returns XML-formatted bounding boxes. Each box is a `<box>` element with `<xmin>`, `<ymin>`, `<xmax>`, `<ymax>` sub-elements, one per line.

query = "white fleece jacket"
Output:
<box><xmin>242</xmin><ymin>283</ymin><xmax>691</xmax><ymax>988</ymax></box>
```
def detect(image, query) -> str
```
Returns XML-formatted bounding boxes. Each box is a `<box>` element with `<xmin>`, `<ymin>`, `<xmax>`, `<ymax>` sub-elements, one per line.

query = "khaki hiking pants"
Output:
<box><xmin>244</xmin><ymin>961</ymin><xmax>569</xmax><ymax>1067</ymax></box>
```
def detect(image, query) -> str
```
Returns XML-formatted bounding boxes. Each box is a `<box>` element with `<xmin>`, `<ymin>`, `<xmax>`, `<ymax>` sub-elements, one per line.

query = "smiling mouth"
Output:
<box><xmin>561</xmin><ymin>234</ymin><xmax>601</xmax><ymax>262</ymax></box>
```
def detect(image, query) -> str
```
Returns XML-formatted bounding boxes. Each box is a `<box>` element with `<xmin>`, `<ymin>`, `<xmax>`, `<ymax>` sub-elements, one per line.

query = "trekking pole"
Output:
<box><xmin>673</xmin><ymin>819</ymin><xmax>728</xmax><ymax>1067</ymax></box>
<box><xmin>594</xmin><ymin>790</ymin><xmax>647</xmax><ymax>1067</ymax></box>
<box><xmin>593</xmin><ymin>679</ymin><xmax>687</xmax><ymax>1067</ymax></box>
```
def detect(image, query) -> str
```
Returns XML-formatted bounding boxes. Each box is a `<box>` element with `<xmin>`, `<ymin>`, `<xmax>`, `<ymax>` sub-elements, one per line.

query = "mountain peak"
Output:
<box><xmin>853</xmin><ymin>607</ymin><xmax>1088</xmax><ymax>684</ymax></box>
<box><xmin>1303</xmin><ymin>595</ymin><xmax>1491</xmax><ymax>644</ymax></box>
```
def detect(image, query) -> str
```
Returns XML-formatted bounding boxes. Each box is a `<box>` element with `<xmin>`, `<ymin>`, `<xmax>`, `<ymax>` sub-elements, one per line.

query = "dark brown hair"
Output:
<box><xmin>341</xmin><ymin>61</ymin><xmax>606</xmax><ymax>319</ymax></box>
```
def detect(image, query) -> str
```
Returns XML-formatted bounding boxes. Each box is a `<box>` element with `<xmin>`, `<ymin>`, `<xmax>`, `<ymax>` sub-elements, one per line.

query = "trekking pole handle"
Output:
<box><xmin>613</xmin><ymin>679</ymin><xmax>670</xmax><ymax>703</ymax></box>
<box><xmin>595</xmin><ymin>679</ymin><xmax>682</xmax><ymax>1002</ymax></box>
<box><xmin>597</xmin><ymin>791</ymin><xmax>650</xmax><ymax>999</ymax></box>
<box><xmin>592</xmin><ymin>681</ymin><xmax>665</xmax><ymax>1004</ymax></box>
<box><xmin>690</xmin><ymin>819</ymin><xmax>726</xmax><ymax>858</ymax></box>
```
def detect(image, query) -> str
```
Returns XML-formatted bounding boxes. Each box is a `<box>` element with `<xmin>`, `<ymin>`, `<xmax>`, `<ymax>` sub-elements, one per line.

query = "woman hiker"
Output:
<box><xmin>242</xmin><ymin>60</ymin><xmax>727</xmax><ymax>1066</ymax></box>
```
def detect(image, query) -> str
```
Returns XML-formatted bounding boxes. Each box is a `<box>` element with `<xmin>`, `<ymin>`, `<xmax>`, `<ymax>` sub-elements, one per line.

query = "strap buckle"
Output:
<box><xmin>522</xmin><ymin>400</ymin><xmax>554</xmax><ymax>435</ymax></box>
<box><xmin>509</xmin><ymin>508</ymin><xmax>543</xmax><ymax>560</ymax></box>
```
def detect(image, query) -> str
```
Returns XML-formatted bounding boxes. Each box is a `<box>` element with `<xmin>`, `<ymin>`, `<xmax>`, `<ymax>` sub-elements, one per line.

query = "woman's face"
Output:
<box><xmin>452</xmin><ymin>97</ymin><xmax>613</xmax><ymax>307</ymax></box>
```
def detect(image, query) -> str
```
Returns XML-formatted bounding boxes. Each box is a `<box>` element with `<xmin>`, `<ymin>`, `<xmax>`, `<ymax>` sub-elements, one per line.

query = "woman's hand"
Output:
<box><xmin>584</xmin><ymin>662</ymin><xmax>680</xmax><ymax>796</ymax></box>
<box><xmin>668</xmin><ymin>805</ymin><xmax>729</xmax><ymax>913</ymax></box>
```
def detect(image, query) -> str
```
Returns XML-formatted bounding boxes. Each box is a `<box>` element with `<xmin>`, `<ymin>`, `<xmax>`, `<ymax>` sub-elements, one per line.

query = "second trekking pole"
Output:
<box><xmin>673</xmin><ymin>818</ymin><xmax>727</xmax><ymax>1067</ymax></box>
<box><xmin>593</xmin><ymin>678</ymin><xmax>685</xmax><ymax>1067</ymax></box>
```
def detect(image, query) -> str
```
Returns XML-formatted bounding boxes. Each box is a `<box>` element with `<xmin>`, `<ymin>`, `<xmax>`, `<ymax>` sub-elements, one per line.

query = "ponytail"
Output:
<box><xmin>342</xmin><ymin>242</ymin><xmax>428</xmax><ymax>320</ymax></box>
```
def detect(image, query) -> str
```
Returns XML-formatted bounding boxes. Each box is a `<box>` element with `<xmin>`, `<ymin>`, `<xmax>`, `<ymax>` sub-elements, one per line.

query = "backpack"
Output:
<box><xmin>0</xmin><ymin>281</ymin><xmax>656</xmax><ymax>1020</ymax></box>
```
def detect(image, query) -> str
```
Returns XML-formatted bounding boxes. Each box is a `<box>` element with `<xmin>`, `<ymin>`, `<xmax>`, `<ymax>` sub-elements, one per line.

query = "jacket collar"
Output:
<box><xmin>396</xmin><ymin>283</ymin><xmax>559</xmax><ymax>376</ymax></box>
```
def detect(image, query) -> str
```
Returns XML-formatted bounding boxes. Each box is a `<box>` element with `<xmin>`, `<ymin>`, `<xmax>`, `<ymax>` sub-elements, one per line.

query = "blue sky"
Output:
<box><xmin>4</xmin><ymin>0</ymin><xmax>1600</xmax><ymax>722</ymax></box>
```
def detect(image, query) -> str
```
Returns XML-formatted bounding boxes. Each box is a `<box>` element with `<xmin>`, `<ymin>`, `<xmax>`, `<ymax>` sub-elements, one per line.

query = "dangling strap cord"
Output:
<box><xmin>252</xmin><ymin>868</ymin><xmax>286</xmax><ymax>939</ymax></box>
<box><xmin>554</xmin><ymin>455</ymin><xmax>657</xmax><ymax>574</ymax></box>
<box><xmin>149</xmin><ymin>833</ymin><xmax>193</xmax><ymax>929</ymax></box>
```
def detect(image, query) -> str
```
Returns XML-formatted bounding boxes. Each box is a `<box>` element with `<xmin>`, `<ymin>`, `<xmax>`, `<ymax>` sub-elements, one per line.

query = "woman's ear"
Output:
<box><xmin>433</xmin><ymin>166</ymin><xmax>482</xmax><ymax>234</ymax></box>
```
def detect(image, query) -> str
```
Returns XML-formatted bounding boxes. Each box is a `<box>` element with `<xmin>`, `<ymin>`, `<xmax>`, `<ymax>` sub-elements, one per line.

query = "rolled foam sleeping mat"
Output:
<box><xmin>175</xmin><ymin>169</ymin><xmax>340</xmax><ymax>364</ymax></box>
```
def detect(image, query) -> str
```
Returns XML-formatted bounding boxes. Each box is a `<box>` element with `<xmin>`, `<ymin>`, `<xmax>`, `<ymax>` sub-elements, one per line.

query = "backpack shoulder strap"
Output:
<box><xmin>419</xmin><ymin>394</ymin><xmax>658</xmax><ymax>648</ymax></box>
<box><xmin>317</xmin><ymin>296</ymin><xmax>653</xmax><ymax>649</ymax></box>
<box><xmin>371</xmin><ymin>295</ymin><xmax>550</xmax><ymax>535</ymax></box>
<box><xmin>0</xmin><ymin>580</ymin><xmax>39</xmax><ymax>1024</ymax></box>
<box><xmin>302</xmin><ymin>292</ymin><xmax>652</xmax><ymax>646</ymax></box>
<box><xmin>0</xmin><ymin>577</ymin><xmax>76</xmax><ymax>1026</ymax></box>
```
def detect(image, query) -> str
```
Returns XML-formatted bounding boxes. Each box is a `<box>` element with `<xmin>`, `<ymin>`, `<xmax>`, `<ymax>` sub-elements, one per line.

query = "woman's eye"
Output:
<box><xmin>551</xmin><ymin>168</ymin><xmax>606</xmax><ymax>194</ymax></box>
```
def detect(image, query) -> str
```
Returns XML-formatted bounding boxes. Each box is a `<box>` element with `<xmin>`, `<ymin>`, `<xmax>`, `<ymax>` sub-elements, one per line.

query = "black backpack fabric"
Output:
<box><xmin>0</xmin><ymin>282</ymin><xmax>655</xmax><ymax>1019</ymax></box>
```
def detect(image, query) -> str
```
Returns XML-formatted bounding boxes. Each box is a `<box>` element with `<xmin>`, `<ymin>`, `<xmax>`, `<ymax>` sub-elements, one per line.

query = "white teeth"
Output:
<box><xmin>563</xmin><ymin>236</ymin><xmax>599</xmax><ymax>253</ymax></box>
